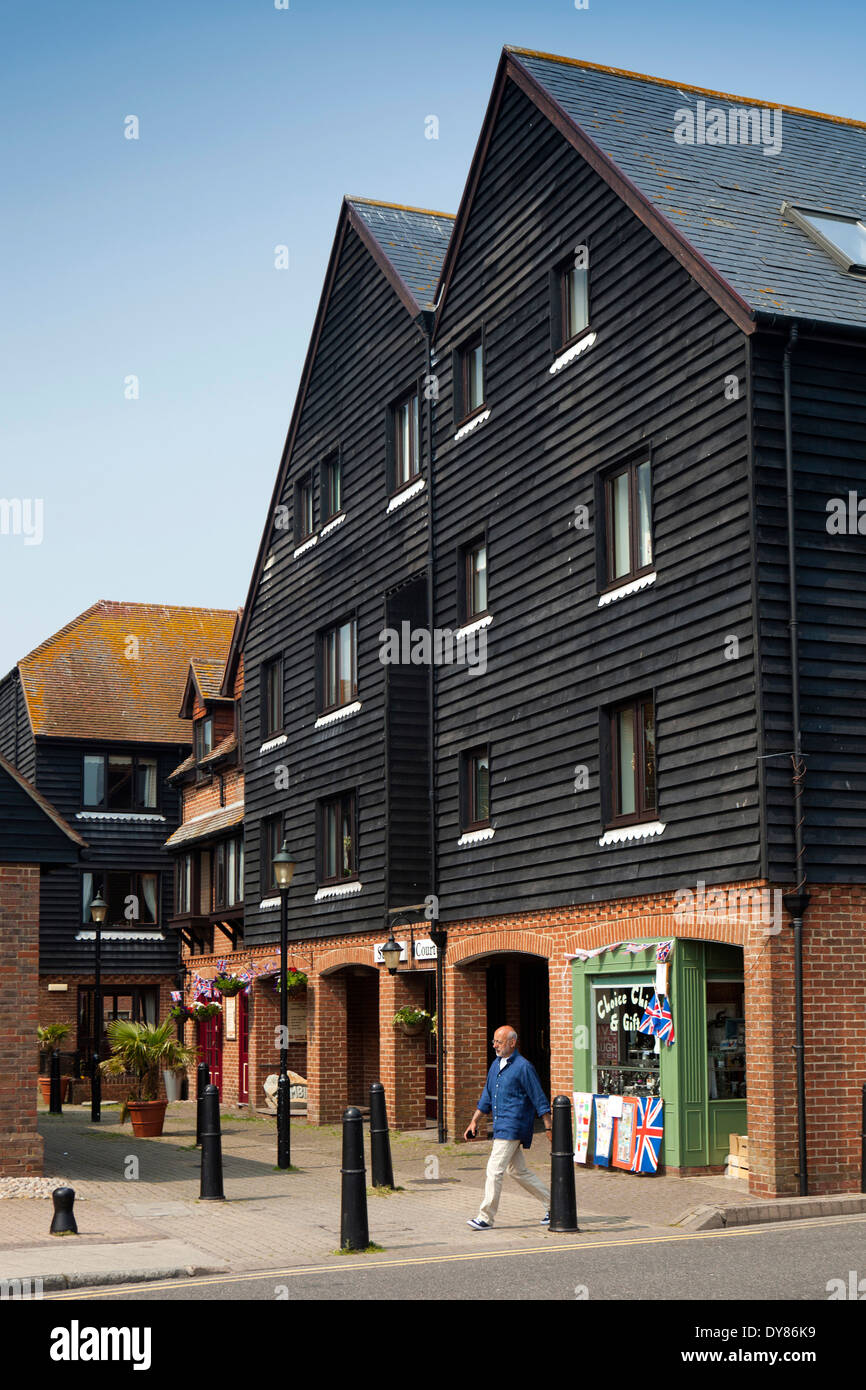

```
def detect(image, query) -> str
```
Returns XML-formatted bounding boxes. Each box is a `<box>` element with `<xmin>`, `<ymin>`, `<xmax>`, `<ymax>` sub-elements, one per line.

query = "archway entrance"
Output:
<box><xmin>485</xmin><ymin>954</ymin><xmax>551</xmax><ymax>1096</ymax></box>
<box><xmin>344</xmin><ymin>967</ymin><xmax>379</xmax><ymax>1108</ymax></box>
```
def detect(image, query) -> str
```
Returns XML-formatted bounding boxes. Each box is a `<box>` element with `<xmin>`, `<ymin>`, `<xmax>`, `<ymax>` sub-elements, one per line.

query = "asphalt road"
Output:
<box><xmin>48</xmin><ymin>1213</ymin><xmax>866</xmax><ymax>1303</ymax></box>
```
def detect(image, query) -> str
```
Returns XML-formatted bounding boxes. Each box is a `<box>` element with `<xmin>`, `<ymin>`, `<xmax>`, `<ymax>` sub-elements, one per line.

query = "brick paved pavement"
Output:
<box><xmin>0</xmin><ymin>1103</ymin><xmax>757</xmax><ymax>1284</ymax></box>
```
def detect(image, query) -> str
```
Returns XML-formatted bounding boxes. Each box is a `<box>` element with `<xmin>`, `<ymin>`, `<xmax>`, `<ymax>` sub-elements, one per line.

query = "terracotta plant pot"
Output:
<box><xmin>38</xmin><ymin>1075</ymin><xmax>71</xmax><ymax>1103</ymax></box>
<box><xmin>127</xmin><ymin>1100</ymin><xmax>168</xmax><ymax>1137</ymax></box>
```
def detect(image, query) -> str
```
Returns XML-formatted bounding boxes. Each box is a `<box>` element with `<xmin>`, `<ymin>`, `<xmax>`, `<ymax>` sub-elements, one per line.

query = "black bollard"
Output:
<box><xmin>369</xmin><ymin>1082</ymin><xmax>395</xmax><ymax>1189</ymax></box>
<box><xmin>49</xmin><ymin>1049</ymin><xmax>63</xmax><ymax>1114</ymax></box>
<box><xmin>195</xmin><ymin>1060</ymin><xmax>210</xmax><ymax>1146</ymax></box>
<box><xmin>340</xmin><ymin>1106</ymin><xmax>370</xmax><ymax>1250</ymax></box>
<box><xmin>50</xmin><ymin>1186</ymin><xmax>78</xmax><ymax>1236</ymax></box>
<box><xmin>548</xmin><ymin>1094</ymin><xmax>579</xmax><ymax>1233</ymax></box>
<box><xmin>199</xmin><ymin>1084</ymin><xmax>225</xmax><ymax>1201</ymax></box>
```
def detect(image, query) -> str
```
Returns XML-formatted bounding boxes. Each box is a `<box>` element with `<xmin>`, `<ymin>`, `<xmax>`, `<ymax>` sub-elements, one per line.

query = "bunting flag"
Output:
<box><xmin>656</xmin><ymin>941</ymin><xmax>673</xmax><ymax>963</ymax></box>
<box><xmin>566</xmin><ymin>939</ymin><xmax>669</xmax><ymax>962</ymax></box>
<box><xmin>631</xmin><ymin>1096</ymin><xmax>664</xmax><ymax>1174</ymax></box>
<box><xmin>638</xmin><ymin>992</ymin><xmax>675</xmax><ymax>1046</ymax></box>
<box><xmin>573</xmin><ymin>1092</ymin><xmax>594</xmax><ymax>1164</ymax></box>
<box><xmin>593</xmin><ymin>1096</ymin><xmax>614</xmax><ymax>1167</ymax></box>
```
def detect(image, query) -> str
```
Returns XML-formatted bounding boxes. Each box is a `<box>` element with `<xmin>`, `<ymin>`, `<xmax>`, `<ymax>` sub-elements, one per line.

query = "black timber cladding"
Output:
<box><xmin>241</xmin><ymin>217</ymin><xmax>433</xmax><ymax>944</ymax></box>
<box><xmin>0</xmin><ymin>671</ymin><xmax>36</xmax><ymax>783</ymax></box>
<box><xmin>431</xmin><ymin>75</ymin><xmax>758</xmax><ymax>919</ymax></box>
<box><xmin>751</xmin><ymin>331</ymin><xmax>866</xmax><ymax>882</ymax></box>
<box><xmin>0</xmin><ymin>755</ymin><xmax>85</xmax><ymax>866</ymax></box>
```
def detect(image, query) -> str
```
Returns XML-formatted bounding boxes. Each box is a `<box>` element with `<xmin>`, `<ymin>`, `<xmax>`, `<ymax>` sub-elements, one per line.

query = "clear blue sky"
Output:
<box><xmin>2</xmin><ymin>0</ymin><xmax>864</xmax><ymax>673</ymax></box>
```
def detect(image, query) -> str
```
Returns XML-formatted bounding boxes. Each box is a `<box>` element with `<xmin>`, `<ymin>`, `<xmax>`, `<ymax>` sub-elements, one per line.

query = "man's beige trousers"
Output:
<box><xmin>476</xmin><ymin>1138</ymin><xmax>550</xmax><ymax>1224</ymax></box>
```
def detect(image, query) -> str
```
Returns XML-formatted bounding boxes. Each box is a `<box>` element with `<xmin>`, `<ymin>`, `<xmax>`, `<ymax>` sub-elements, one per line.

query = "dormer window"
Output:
<box><xmin>782</xmin><ymin>201</ymin><xmax>866</xmax><ymax>275</ymax></box>
<box><xmin>194</xmin><ymin>716</ymin><xmax>214</xmax><ymax>763</ymax></box>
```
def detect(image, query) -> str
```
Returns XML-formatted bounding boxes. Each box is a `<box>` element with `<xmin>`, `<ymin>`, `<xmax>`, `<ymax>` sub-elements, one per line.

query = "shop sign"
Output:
<box><xmin>595</xmin><ymin>985</ymin><xmax>653</xmax><ymax>1034</ymax></box>
<box><xmin>414</xmin><ymin>938</ymin><xmax>437</xmax><ymax>961</ymax></box>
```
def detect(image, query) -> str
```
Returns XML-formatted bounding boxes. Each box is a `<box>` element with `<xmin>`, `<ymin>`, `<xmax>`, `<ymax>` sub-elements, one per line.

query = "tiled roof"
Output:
<box><xmin>168</xmin><ymin>752</ymin><xmax>197</xmax><ymax>781</ymax></box>
<box><xmin>16</xmin><ymin>601</ymin><xmax>239</xmax><ymax>744</ymax></box>
<box><xmin>190</xmin><ymin>659</ymin><xmax>230</xmax><ymax>701</ymax></box>
<box><xmin>348</xmin><ymin>199</ymin><xmax>454</xmax><ymax>311</ymax></box>
<box><xmin>0</xmin><ymin>753</ymin><xmax>87</xmax><ymax>847</ymax></box>
<box><xmin>199</xmin><ymin>732</ymin><xmax>238</xmax><ymax>767</ymax></box>
<box><xmin>164</xmin><ymin>800</ymin><xmax>244</xmax><ymax>849</ymax></box>
<box><xmin>510</xmin><ymin>48</ymin><xmax>866</xmax><ymax>328</ymax></box>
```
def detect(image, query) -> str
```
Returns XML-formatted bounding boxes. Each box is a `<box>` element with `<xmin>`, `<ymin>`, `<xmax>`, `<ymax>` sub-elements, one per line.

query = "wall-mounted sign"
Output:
<box><xmin>373</xmin><ymin>940</ymin><xmax>408</xmax><ymax>964</ymax></box>
<box><xmin>414</xmin><ymin>938</ymin><xmax>437</xmax><ymax>961</ymax></box>
<box><xmin>47</xmin><ymin>983</ymin><xmax>68</xmax><ymax>992</ymax></box>
<box><xmin>286</xmin><ymin>998</ymin><xmax>306</xmax><ymax>1041</ymax></box>
<box><xmin>224</xmin><ymin>995</ymin><xmax>237</xmax><ymax>1040</ymax></box>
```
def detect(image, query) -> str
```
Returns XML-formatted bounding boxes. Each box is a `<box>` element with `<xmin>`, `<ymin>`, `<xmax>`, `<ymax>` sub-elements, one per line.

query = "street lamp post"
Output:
<box><xmin>272</xmin><ymin>840</ymin><xmax>296</xmax><ymax>1170</ymax></box>
<box><xmin>429</xmin><ymin>924</ymin><xmax>447</xmax><ymax>1145</ymax></box>
<box><xmin>89</xmin><ymin>891</ymin><xmax>108</xmax><ymax>1124</ymax></box>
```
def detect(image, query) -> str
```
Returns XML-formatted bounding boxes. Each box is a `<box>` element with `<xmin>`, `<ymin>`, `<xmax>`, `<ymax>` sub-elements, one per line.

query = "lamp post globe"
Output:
<box><xmin>381</xmin><ymin>930</ymin><xmax>402</xmax><ymax>976</ymax></box>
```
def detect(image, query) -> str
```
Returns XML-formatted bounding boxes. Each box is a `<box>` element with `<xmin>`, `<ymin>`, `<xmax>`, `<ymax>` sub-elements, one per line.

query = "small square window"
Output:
<box><xmin>294</xmin><ymin>475</ymin><xmax>314</xmax><ymax>544</ymax></box>
<box><xmin>606</xmin><ymin>696</ymin><xmax>656</xmax><ymax>827</ymax></box>
<box><xmin>390</xmin><ymin>390</ymin><xmax>420</xmax><ymax>492</ymax></box>
<box><xmin>322</xmin><ymin>450</ymin><xmax>342</xmax><ymax>520</ymax></box>
<box><xmin>459</xmin><ymin>537</ymin><xmax>488</xmax><ymax>624</ymax></box>
<box><xmin>320</xmin><ymin>618</ymin><xmax>357</xmax><ymax>713</ymax></box>
<box><xmin>457</xmin><ymin>333</ymin><xmax>485</xmax><ymax>422</ymax></box>
<box><xmin>262</xmin><ymin>657</ymin><xmax>283</xmax><ymax>738</ymax></box>
<box><xmin>319</xmin><ymin>791</ymin><xmax>356</xmax><ymax>884</ymax></box>
<box><xmin>603</xmin><ymin>457</ymin><xmax>653</xmax><ymax>588</ymax></box>
<box><xmin>461</xmin><ymin>746</ymin><xmax>490</xmax><ymax>831</ymax></box>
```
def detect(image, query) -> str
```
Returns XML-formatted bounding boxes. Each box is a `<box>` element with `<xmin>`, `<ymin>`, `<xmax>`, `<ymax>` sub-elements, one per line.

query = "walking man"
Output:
<box><xmin>464</xmin><ymin>1024</ymin><xmax>552</xmax><ymax>1229</ymax></box>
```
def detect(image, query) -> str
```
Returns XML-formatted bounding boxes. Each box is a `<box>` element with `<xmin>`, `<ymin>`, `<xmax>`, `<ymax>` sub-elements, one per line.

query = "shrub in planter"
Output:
<box><xmin>213</xmin><ymin>975</ymin><xmax>246</xmax><ymax>996</ymax></box>
<box><xmin>37</xmin><ymin>1022</ymin><xmax>72</xmax><ymax>1103</ymax></box>
<box><xmin>192</xmin><ymin>1002</ymin><xmax>222</xmax><ymax>1022</ymax></box>
<box><xmin>99</xmin><ymin>1018</ymin><xmax>198</xmax><ymax>1137</ymax></box>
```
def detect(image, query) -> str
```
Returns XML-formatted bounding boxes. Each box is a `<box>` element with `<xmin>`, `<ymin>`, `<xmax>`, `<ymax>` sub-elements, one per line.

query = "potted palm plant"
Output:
<box><xmin>37</xmin><ymin>1023</ymin><xmax>72</xmax><ymax>1103</ymax></box>
<box><xmin>99</xmin><ymin>1017</ymin><xmax>197</xmax><ymax>1137</ymax></box>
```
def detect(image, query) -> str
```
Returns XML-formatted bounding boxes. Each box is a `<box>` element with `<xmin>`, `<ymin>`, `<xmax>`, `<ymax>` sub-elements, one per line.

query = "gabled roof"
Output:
<box><xmin>436</xmin><ymin>47</ymin><xmax>866</xmax><ymax>334</ymax></box>
<box><xmin>164</xmin><ymin>800</ymin><xmax>244</xmax><ymax>850</ymax></box>
<box><xmin>0</xmin><ymin>753</ymin><xmax>87</xmax><ymax>862</ymax></box>
<box><xmin>347</xmin><ymin>199</ymin><xmax>454</xmax><ymax>312</ymax></box>
<box><xmin>231</xmin><ymin>197</ymin><xmax>454</xmax><ymax>666</ymax></box>
<box><xmin>15</xmin><ymin>601</ymin><xmax>239</xmax><ymax>744</ymax></box>
<box><xmin>179</xmin><ymin>657</ymin><xmax>234</xmax><ymax>719</ymax></box>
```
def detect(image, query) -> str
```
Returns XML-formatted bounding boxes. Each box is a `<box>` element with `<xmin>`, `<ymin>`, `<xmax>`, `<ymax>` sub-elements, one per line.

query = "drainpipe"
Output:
<box><xmin>419</xmin><ymin>309</ymin><xmax>446</xmax><ymax>1143</ymax></box>
<box><xmin>781</xmin><ymin>323</ymin><xmax>809</xmax><ymax>1197</ymax></box>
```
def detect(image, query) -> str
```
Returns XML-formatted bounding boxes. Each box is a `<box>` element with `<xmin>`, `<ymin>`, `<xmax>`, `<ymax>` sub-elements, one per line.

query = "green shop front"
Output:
<box><xmin>571</xmin><ymin>939</ymin><xmax>747</xmax><ymax>1171</ymax></box>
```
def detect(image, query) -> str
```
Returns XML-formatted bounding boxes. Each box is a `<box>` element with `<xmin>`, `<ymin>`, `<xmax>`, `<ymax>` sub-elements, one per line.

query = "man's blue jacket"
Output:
<box><xmin>477</xmin><ymin>1052</ymin><xmax>551</xmax><ymax>1148</ymax></box>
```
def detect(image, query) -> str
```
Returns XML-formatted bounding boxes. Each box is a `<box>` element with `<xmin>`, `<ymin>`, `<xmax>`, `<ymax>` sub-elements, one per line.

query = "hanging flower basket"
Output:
<box><xmin>214</xmin><ymin>975</ymin><xmax>246</xmax><ymax>997</ymax></box>
<box><xmin>192</xmin><ymin>1002</ymin><xmax>222</xmax><ymax>1022</ymax></box>
<box><xmin>274</xmin><ymin>969</ymin><xmax>308</xmax><ymax>996</ymax></box>
<box><xmin>393</xmin><ymin>1007</ymin><xmax>431</xmax><ymax>1037</ymax></box>
<box><xmin>169</xmin><ymin>1003</ymin><xmax>195</xmax><ymax>1022</ymax></box>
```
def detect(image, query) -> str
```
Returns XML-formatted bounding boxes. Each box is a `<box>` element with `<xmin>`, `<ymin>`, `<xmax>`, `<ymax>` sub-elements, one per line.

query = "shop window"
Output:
<box><xmin>593</xmin><ymin>980</ymin><xmax>659</xmax><ymax>1096</ymax></box>
<box><xmin>706</xmin><ymin>980</ymin><xmax>746</xmax><ymax>1099</ymax></box>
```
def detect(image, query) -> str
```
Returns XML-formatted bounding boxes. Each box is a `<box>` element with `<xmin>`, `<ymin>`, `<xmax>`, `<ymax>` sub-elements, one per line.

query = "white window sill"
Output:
<box><xmin>598</xmin><ymin>820</ymin><xmax>666</xmax><ymax>847</ymax></box>
<box><xmin>387</xmin><ymin>477</ymin><xmax>426</xmax><ymax>514</ymax></box>
<box><xmin>260</xmin><ymin>734</ymin><xmax>288</xmax><ymax>753</ymax></box>
<box><xmin>75</xmin><ymin>811</ymin><xmax>165</xmax><ymax>822</ymax></box>
<box><xmin>314</xmin><ymin>700</ymin><xmax>361</xmax><ymax>729</ymax></box>
<box><xmin>454</xmin><ymin>409</ymin><xmax>491</xmax><ymax>443</ymax></box>
<box><xmin>293</xmin><ymin>535</ymin><xmax>318</xmax><ymax>559</ymax></box>
<box><xmin>458</xmin><ymin>826</ymin><xmax>495</xmax><ymax>847</ymax></box>
<box><xmin>259</xmin><ymin>896</ymin><xmax>281</xmax><ymax>910</ymax></box>
<box><xmin>315</xmin><ymin>880</ymin><xmax>363</xmax><ymax>902</ymax></box>
<box><xmin>76</xmin><ymin>930</ymin><xmax>165</xmax><ymax>942</ymax></box>
<box><xmin>454</xmin><ymin>614</ymin><xmax>493</xmax><ymax>642</ymax></box>
<box><xmin>549</xmin><ymin>330</ymin><xmax>597</xmax><ymax>376</ymax></box>
<box><xmin>321</xmin><ymin>512</ymin><xmax>346</xmax><ymax>538</ymax></box>
<box><xmin>597</xmin><ymin>571</ymin><xmax>657</xmax><ymax>607</ymax></box>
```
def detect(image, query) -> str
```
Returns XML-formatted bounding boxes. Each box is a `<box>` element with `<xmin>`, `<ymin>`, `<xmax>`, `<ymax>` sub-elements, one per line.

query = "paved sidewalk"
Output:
<box><xmin>0</xmin><ymin>1103</ymin><xmax>820</xmax><ymax>1288</ymax></box>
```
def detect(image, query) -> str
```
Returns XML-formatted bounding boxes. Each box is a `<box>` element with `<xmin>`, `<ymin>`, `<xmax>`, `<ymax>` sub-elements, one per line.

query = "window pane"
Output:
<box><xmin>636</xmin><ymin>461</ymin><xmax>652</xmax><ymax>568</ymax></box>
<box><xmin>467</xmin><ymin>343</ymin><xmax>483</xmax><ymax>412</ymax></box>
<box><xmin>411</xmin><ymin>395</ymin><xmax>420</xmax><ymax>472</ymax></box>
<box><xmin>328</xmin><ymin>457</ymin><xmax>341</xmax><ymax>515</ymax></box>
<box><xmin>341</xmin><ymin>797</ymin><xmax>354</xmax><ymax>876</ymax></box>
<box><xmin>471</xmin><ymin>544</ymin><xmax>487</xmax><ymax>614</ymax></box>
<box><xmin>139</xmin><ymin>874</ymin><xmax>158</xmax><ymax>923</ymax></box>
<box><xmin>106</xmin><ymin>872</ymin><xmax>127</xmax><ymax>924</ymax></box>
<box><xmin>616</xmin><ymin>708</ymin><xmax>636</xmax><ymax>816</ymax></box>
<box><xmin>593</xmin><ymin>982</ymin><xmax>659</xmax><ymax>1096</ymax></box>
<box><xmin>565</xmin><ymin>266</ymin><xmax>588</xmax><ymax>339</ymax></box>
<box><xmin>325</xmin><ymin>803</ymin><xmax>337</xmax><ymax>879</ymax></box>
<box><xmin>107</xmin><ymin>756</ymin><xmax>133</xmax><ymax>810</ymax></box>
<box><xmin>395</xmin><ymin>402</ymin><xmax>410</xmax><ymax>486</ymax></box>
<box><xmin>82</xmin><ymin>872</ymin><xmax>94</xmax><ymax>922</ymax></box>
<box><xmin>642</xmin><ymin>702</ymin><xmax>656</xmax><ymax>814</ymax></box>
<box><xmin>136</xmin><ymin>758</ymin><xmax>157</xmax><ymax>808</ymax></box>
<box><xmin>83</xmin><ymin>756</ymin><xmax>104</xmax><ymax>807</ymax></box>
<box><xmin>706</xmin><ymin>981</ymin><xmax>746</xmax><ymax>1099</ymax></box>
<box><xmin>324</xmin><ymin>629</ymin><xmax>337</xmax><ymax>707</ymax></box>
<box><xmin>227</xmin><ymin>840</ymin><xmax>237</xmax><ymax>905</ymax></box>
<box><xmin>610</xmin><ymin>472</ymin><xmax>631</xmax><ymax>579</ymax></box>
<box><xmin>474</xmin><ymin>754</ymin><xmax>490</xmax><ymax>823</ymax></box>
<box><xmin>237</xmin><ymin>838</ymin><xmax>244</xmax><ymax>901</ymax></box>
<box><xmin>801</xmin><ymin>211</ymin><xmax>866</xmax><ymax>266</ymax></box>
<box><xmin>339</xmin><ymin>621</ymin><xmax>354</xmax><ymax>705</ymax></box>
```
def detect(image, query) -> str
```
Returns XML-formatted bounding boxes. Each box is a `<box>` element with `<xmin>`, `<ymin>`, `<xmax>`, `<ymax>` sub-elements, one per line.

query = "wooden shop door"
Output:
<box><xmin>238</xmin><ymin>990</ymin><xmax>250</xmax><ymax>1104</ymax></box>
<box><xmin>198</xmin><ymin>1014</ymin><xmax>223</xmax><ymax>1098</ymax></box>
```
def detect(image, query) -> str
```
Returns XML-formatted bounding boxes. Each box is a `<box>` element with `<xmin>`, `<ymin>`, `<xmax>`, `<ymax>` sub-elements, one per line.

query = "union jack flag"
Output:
<box><xmin>655</xmin><ymin>941</ymin><xmax>672</xmax><ymax>963</ymax></box>
<box><xmin>632</xmin><ymin>1096</ymin><xmax>664</xmax><ymax>1173</ymax></box>
<box><xmin>638</xmin><ymin>992</ymin><xmax>675</xmax><ymax>1046</ymax></box>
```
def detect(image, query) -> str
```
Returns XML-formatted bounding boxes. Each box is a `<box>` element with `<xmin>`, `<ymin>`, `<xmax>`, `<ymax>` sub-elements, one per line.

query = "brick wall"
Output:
<box><xmin>0</xmin><ymin>864</ymin><xmax>44</xmax><ymax>1174</ymax></box>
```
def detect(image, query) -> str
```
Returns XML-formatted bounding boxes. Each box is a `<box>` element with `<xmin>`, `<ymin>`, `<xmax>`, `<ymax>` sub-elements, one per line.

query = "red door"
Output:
<box><xmin>198</xmin><ymin>1015</ymin><xmax>223</xmax><ymax>1098</ymax></box>
<box><xmin>238</xmin><ymin>991</ymin><xmax>249</xmax><ymax>1104</ymax></box>
<box><xmin>424</xmin><ymin>975</ymin><xmax>437</xmax><ymax>1121</ymax></box>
